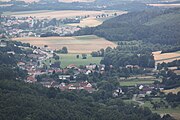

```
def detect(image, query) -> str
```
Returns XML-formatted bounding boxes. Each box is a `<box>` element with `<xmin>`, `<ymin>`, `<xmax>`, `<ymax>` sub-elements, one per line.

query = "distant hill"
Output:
<box><xmin>74</xmin><ymin>8</ymin><xmax>180</xmax><ymax>45</ymax></box>
<box><xmin>0</xmin><ymin>0</ymin><xmax>152</xmax><ymax>12</ymax></box>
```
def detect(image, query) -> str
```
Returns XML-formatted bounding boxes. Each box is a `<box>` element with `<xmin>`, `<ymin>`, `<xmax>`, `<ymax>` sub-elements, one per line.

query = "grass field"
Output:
<box><xmin>13</xmin><ymin>35</ymin><xmax>117</xmax><ymax>53</ymax></box>
<box><xmin>120</xmin><ymin>79</ymin><xmax>155</xmax><ymax>86</ymax></box>
<box><xmin>44</xmin><ymin>54</ymin><xmax>102</xmax><ymax>68</ymax></box>
<box><xmin>119</xmin><ymin>75</ymin><xmax>160</xmax><ymax>86</ymax></box>
<box><xmin>153</xmin><ymin>51</ymin><xmax>180</xmax><ymax>64</ymax></box>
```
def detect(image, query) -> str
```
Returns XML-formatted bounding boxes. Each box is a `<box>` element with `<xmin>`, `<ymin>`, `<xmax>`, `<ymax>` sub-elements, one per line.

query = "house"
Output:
<box><xmin>137</xmin><ymin>85</ymin><xmax>153</xmax><ymax>97</ymax></box>
<box><xmin>64</xmin><ymin>81</ymin><xmax>95</xmax><ymax>93</ymax></box>
<box><xmin>28</xmin><ymin>54</ymin><xmax>39</xmax><ymax>59</ymax></box>
<box><xmin>126</xmin><ymin>65</ymin><xmax>134</xmax><ymax>68</ymax></box>
<box><xmin>85</xmin><ymin>70</ymin><xmax>92</xmax><ymax>75</ymax></box>
<box><xmin>51</xmin><ymin>81</ymin><xmax>60</xmax><ymax>88</ymax></box>
<box><xmin>86</xmin><ymin>64</ymin><xmax>97</xmax><ymax>70</ymax></box>
<box><xmin>84</xmin><ymin>87</ymin><xmax>95</xmax><ymax>93</ymax></box>
<box><xmin>33</xmin><ymin>49</ymin><xmax>39</xmax><ymax>54</ymax></box>
<box><xmin>99</xmin><ymin>64</ymin><xmax>105</xmax><ymax>71</ymax></box>
<box><xmin>26</xmin><ymin>76</ymin><xmax>37</xmax><ymax>83</ymax></box>
<box><xmin>68</xmin><ymin>83</ymin><xmax>82</xmax><ymax>90</ymax></box>
<box><xmin>59</xmin><ymin>83</ymin><xmax>67</xmax><ymax>91</ymax></box>
<box><xmin>41</xmin><ymin>82</ymin><xmax>52</xmax><ymax>88</ymax></box>
<box><xmin>17</xmin><ymin>62</ymin><xmax>26</xmax><ymax>69</ymax></box>
<box><xmin>80</xmin><ymin>81</ymin><xmax>92</xmax><ymax>88</ymax></box>
<box><xmin>59</xmin><ymin>75</ymin><xmax>71</xmax><ymax>80</ymax></box>
<box><xmin>134</xmin><ymin>65</ymin><xmax>140</xmax><ymax>69</ymax></box>
<box><xmin>17</xmin><ymin>62</ymin><xmax>26</xmax><ymax>66</ymax></box>
<box><xmin>139</xmin><ymin>85</ymin><xmax>144</xmax><ymax>90</ymax></box>
<box><xmin>126</xmin><ymin>65</ymin><xmax>140</xmax><ymax>69</ymax></box>
<box><xmin>7</xmin><ymin>51</ymin><xmax>15</xmax><ymax>55</ymax></box>
<box><xmin>113</xmin><ymin>88</ymin><xmax>124</xmax><ymax>97</ymax></box>
<box><xmin>67</xmin><ymin>64</ymin><xmax>78</xmax><ymax>69</ymax></box>
<box><xmin>0</xmin><ymin>40</ymin><xmax>7</xmax><ymax>47</ymax></box>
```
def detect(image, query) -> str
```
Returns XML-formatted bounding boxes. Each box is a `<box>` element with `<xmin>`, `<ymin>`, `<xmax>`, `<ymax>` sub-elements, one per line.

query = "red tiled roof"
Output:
<box><xmin>27</xmin><ymin>76</ymin><xmax>35</xmax><ymax>81</ymax></box>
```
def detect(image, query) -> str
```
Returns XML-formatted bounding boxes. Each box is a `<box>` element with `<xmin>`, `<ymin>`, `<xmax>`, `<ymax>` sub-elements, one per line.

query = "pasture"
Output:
<box><xmin>153</xmin><ymin>51</ymin><xmax>180</xmax><ymax>64</ymax></box>
<box><xmin>13</xmin><ymin>35</ymin><xmax>117</xmax><ymax>53</ymax></box>
<box><xmin>44</xmin><ymin>54</ymin><xmax>102</xmax><ymax>68</ymax></box>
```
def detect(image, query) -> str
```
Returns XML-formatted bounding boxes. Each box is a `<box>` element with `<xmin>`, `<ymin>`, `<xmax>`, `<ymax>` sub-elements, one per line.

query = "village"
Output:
<box><xmin>0</xmin><ymin>15</ymin><xmax>81</xmax><ymax>38</ymax></box>
<box><xmin>1</xmin><ymin>37</ymin><xmax>170</xmax><ymax>99</ymax></box>
<box><xmin>0</xmin><ymin>37</ymin><xmax>158</xmax><ymax>94</ymax></box>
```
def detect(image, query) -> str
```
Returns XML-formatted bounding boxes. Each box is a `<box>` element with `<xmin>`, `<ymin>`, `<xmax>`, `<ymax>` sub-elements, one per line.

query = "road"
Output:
<box><xmin>132</xmin><ymin>94</ymin><xmax>144</xmax><ymax>106</ymax></box>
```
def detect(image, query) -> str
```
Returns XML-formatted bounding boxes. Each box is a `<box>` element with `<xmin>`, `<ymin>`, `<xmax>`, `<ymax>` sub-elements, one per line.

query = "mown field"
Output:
<box><xmin>153</xmin><ymin>51</ymin><xmax>180</xmax><ymax>64</ymax></box>
<box><xmin>13</xmin><ymin>35</ymin><xmax>117</xmax><ymax>53</ymax></box>
<box><xmin>68</xmin><ymin>17</ymin><xmax>103</xmax><ymax>27</ymax></box>
<box><xmin>147</xmin><ymin>4</ymin><xmax>180</xmax><ymax>7</ymax></box>
<box><xmin>44</xmin><ymin>53</ymin><xmax>102</xmax><ymax>68</ymax></box>
<box><xmin>162</xmin><ymin>87</ymin><xmax>180</xmax><ymax>94</ymax></box>
<box><xmin>174</xmin><ymin>70</ymin><xmax>180</xmax><ymax>75</ymax></box>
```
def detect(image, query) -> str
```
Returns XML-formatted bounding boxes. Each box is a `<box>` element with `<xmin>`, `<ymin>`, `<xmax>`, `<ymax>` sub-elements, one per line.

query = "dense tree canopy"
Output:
<box><xmin>0</xmin><ymin>79</ymin><xmax>172</xmax><ymax>120</ymax></box>
<box><xmin>74</xmin><ymin>8</ymin><xmax>180</xmax><ymax>45</ymax></box>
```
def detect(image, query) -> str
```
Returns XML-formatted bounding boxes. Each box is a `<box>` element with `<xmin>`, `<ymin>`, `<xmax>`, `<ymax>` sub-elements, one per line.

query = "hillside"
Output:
<box><xmin>1</xmin><ymin>79</ymin><xmax>170</xmax><ymax>120</ymax></box>
<box><xmin>0</xmin><ymin>0</ymin><xmax>152</xmax><ymax>12</ymax></box>
<box><xmin>74</xmin><ymin>8</ymin><xmax>180</xmax><ymax>45</ymax></box>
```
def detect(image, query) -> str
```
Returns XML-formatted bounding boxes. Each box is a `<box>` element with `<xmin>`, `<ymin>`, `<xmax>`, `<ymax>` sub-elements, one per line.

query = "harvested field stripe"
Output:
<box><xmin>156</xmin><ymin>56</ymin><xmax>180</xmax><ymax>62</ymax></box>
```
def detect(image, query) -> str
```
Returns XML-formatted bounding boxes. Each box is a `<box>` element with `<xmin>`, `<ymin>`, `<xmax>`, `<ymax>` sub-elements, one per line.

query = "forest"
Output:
<box><xmin>0</xmin><ymin>79</ymin><xmax>175</xmax><ymax>120</ymax></box>
<box><xmin>74</xmin><ymin>8</ymin><xmax>180</xmax><ymax>45</ymax></box>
